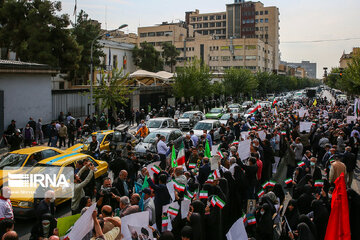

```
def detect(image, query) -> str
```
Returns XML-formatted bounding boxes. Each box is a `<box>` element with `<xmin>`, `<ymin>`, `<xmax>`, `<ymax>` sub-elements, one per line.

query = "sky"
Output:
<box><xmin>60</xmin><ymin>0</ymin><xmax>360</xmax><ymax>78</ymax></box>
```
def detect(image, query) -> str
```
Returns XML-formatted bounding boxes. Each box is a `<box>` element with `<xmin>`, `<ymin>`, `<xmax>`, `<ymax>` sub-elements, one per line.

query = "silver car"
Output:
<box><xmin>178</xmin><ymin>111</ymin><xmax>205</xmax><ymax>130</ymax></box>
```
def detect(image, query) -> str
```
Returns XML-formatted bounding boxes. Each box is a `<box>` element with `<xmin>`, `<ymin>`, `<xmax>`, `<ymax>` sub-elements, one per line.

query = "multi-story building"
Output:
<box><xmin>339</xmin><ymin>47</ymin><xmax>360</xmax><ymax>69</ymax></box>
<box><xmin>281</xmin><ymin>60</ymin><xmax>317</xmax><ymax>79</ymax></box>
<box><xmin>137</xmin><ymin>0</ymin><xmax>279</xmax><ymax>73</ymax></box>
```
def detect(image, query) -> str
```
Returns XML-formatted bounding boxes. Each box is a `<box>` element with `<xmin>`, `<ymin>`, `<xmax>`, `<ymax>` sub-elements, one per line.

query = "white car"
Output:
<box><xmin>242</xmin><ymin>101</ymin><xmax>253</xmax><ymax>109</ymax></box>
<box><xmin>178</xmin><ymin>111</ymin><xmax>205</xmax><ymax>130</ymax></box>
<box><xmin>191</xmin><ymin>120</ymin><xmax>221</xmax><ymax>141</ymax></box>
<box><xmin>146</xmin><ymin>118</ymin><xmax>175</xmax><ymax>132</ymax></box>
<box><xmin>259</xmin><ymin>101</ymin><xmax>271</xmax><ymax>108</ymax></box>
<box><xmin>220</xmin><ymin>113</ymin><xmax>239</xmax><ymax>125</ymax></box>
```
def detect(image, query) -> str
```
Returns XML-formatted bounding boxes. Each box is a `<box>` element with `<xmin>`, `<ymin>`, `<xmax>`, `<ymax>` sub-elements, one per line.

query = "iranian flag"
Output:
<box><xmin>173</xmin><ymin>180</ymin><xmax>185</xmax><ymax>192</ymax></box>
<box><xmin>199</xmin><ymin>190</ymin><xmax>208</xmax><ymax>199</ymax></box>
<box><xmin>314</xmin><ymin>180</ymin><xmax>324</xmax><ymax>187</ymax></box>
<box><xmin>257</xmin><ymin>189</ymin><xmax>265</xmax><ymax>198</ymax></box>
<box><xmin>206</xmin><ymin>174</ymin><xmax>215</xmax><ymax>184</ymax></box>
<box><xmin>262</xmin><ymin>182</ymin><xmax>269</xmax><ymax>189</ymax></box>
<box><xmin>247</xmin><ymin>216</ymin><xmax>256</xmax><ymax>225</ymax></box>
<box><xmin>213</xmin><ymin>169</ymin><xmax>221</xmax><ymax>179</ymax></box>
<box><xmin>162</xmin><ymin>216</ymin><xmax>169</xmax><ymax>227</ymax></box>
<box><xmin>167</xmin><ymin>207</ymin><xmax>179</xmax><ymax>216</ymax></box>
<box><xmin>215</xmin><ymin>196</ymin><xmax>226</xmax><ymax>209</ymax></box>
<box><xmin>281</xmin><ymin>131</ymin><xmax>287</xmax><ymax>135</ymax></box>
<box><xmin>354</xmin><ymin>98</ymin><xmax>360</xmax><ymax>117</ymax></box>
<box><xmin>268</xmin><ymin>180</ymin><xmax>276</xmax><ymax>187</ymax></box>
<box><xmin>249</xmin><ymin>105</ymin><xmax>261</xmax><ymax>115</ymax></box>
<box><xmin>187</xmin><ymin>190</ymin><xmax>195</xmax><ymax>199</ymax></box>
<box><xmin>171</xmin><ymin>146</ymin><xmax>178</xmax><ymax>168</ymax></box>
<box><xmin>232</xmin><ymin>140</ymin><xmax>239</xmax><ymax>145</ymax></box>
<box><xmin>189</xmin><ymin>163</ymin><xmax>197</xmax><ymax>169</ymax></box>
<box><xmin>151</xmin><ymin>165</ymin><xmax>161</xmax><ymax>174</ymax></box>
<box><xmin>176</xmin><ymin>141</ymin><xmax>186</xmax><ymax>166</ymax></box>
<box><xmin>284</xmin><ymin>178</ymin><xmax>293</xmax><ymax>185</ymax></box>
<box><xmin>211</xmin><ymin>196</ymin><xmax>217</xmax><ymax>207</ymax></box>
<box><xmin>217</xmin><ymin>150</ymin><xmax>225</xmax><ymax>159</ymax></box>
<box><xmin>272</xmin><ymin>99</ymin><xmax>278</xmax><ymax>108</ymax></box>
<box><xmin>242</xmin><ymin>213</ymin><xmax>247</xmax><ymax>223</ymax></box>
<box><xmin>297</xmin><ymin>161</ymin><xmax>305</xmax><ymax>167</ymax></box>
<box><xmin>184</xmin><ymin>195</ymin><xmax>192</xmax><ymax>201</ymax></box>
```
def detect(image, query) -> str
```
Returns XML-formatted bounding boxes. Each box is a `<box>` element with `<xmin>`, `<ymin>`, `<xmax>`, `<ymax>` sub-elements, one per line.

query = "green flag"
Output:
<box><xmin>171</xmin><ymin>145</ymin><xmax>178</xmax><ymax>168</ymax></box>
<box><xmin>141</xmin><ymin>175</ymin><xmax>149</xmax><ymax>190</ymax></box>
<box><xmin>57</xmin><ymin>214</ymin><xmax>81</xmax><ymax>236</ymax></box>
<box><xmin>205</xmin><ymin>139</ymin><xmax>211</xmax><ymax>158</ymax></box>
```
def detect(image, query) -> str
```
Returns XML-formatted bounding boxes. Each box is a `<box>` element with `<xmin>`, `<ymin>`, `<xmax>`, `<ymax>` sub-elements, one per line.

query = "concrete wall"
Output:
<box><xmin>0</xmin><ymin>73</ymin><xmax>52</xmax><ymax>131</ymax></box>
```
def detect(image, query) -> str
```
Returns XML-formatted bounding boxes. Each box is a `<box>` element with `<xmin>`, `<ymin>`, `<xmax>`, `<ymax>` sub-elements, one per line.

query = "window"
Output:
<box><xmin>140</xmin><ymin>33</ymin><xmax>147</xmax><ymax>37</ymax></box>
<box><xmin>203</xmin><ymin>23</ymin><xmax>208</xmax><ymax>28</ymax></box>
<box><xmin>204</xmin><ymin>16</ymin><xmax>208</xmax><ymax>20</ymax></box>
<box><xmin>113</xmin><ymin>55</ymin><xmax>117</xmax><ymax>68</ymax></box>
<box><xmin>148</xmin><ymin>32</ymin><xmax>155</xmax><ymax>37</ymax></box>
<box><xmin>260</xmin><ymin>19</ymin><xmax>263</xmax><ymax>23</ymax></box>
<box><xmin>265</xmin><ymin>10</ymin><xmax>268</xmax><ymax>15</ymax></box>
<box><xmin>233</xmin><ymin>56</ymin><xmax>243</xmax><ymax>61</ymax></box>
<box><xmin>197</xmin><ymin>23</ymin><xmax>202</xmax><ymax>28</ymax></box>
<box><xmin>265</xmin><ymin>26</ymin><xmax>268</xmax><ymax>31</ymax></box>
<box><xmin>234</xmin><ymin>45</ymin><xmax>243</xmax><ymax>50</ymax></box>
<box><xmin>164</xmin><ymin>31</ymin><xmax>173</xmax><ymax>36</ymax></box>
<box><xmin>210</xmin><ymin>15</ymin><xmax>215</xmax><ymax>20</ymax></box>
<box><xmin>156</xmin><ymin>32</ymin><xmax>164</xmax><ymax>36</ymax></box>
<box><xmin>255</xmin><ymin>11</ymin><xmax>258</xmax><ymax>15</ymax></box>
<box><xmin>197</xmin><ymin>17</ymin><xmax>202</xmax><ymax>21</ymax></box>
<box><xmin>203</xmin><ymin>30</ymin><xmax>208</xmax><ymax>35</ymax></box>
<box><xmin>221</xmin><ymin>56</ymin><xmax>231</xmax><ymax>61</ymax></box>
<box><xmin>265</xmin><ymin>18</ymin><xmax>269</xmax><ymax>23</ymax></box>
<box><xmin>216</xmin><ymin>15</ymin><xmax>221</xmax><ymax>20</ymax></box>
<box><xmin>223</xmin><ymin>14</ymin><xmax>226</xmax><ymax>19</ymax></box>
<box><xmin>245</xmin><ymin>56</ymin><xmax>257</xmax><ymax>60</ymax></box>
<box><xmin>196</xmin><ymin>30</ymin><xmax>202</xmax><ymax>34</ymax></box>
<box><xmin>245</xmin><ymin>45</ymin><xmax>257</xmax><ymax>50</ymax></box>
<box><xmin>260</xmin><ymin>11</ymin><xmax>263</xmax><ymax>15</ymax></box>
<box><xmin>210</xmin><ymin>30</ymin><xmax>215</xmax><ymax>34</ymax></box>
<box><xmin>223</xmin><ymin>21</ymin><xmax>226</xmax><ymax>27</ymax></box>
<box><xmin>192</xmin><ymin>17</ymin><xmax>196</xmax><ymax>22</ymax></box>
<box><xmin>242</xmin><ymin>20</ymin><xmax>246</xmax><ymax>24</ymax></box>
<box><xmin>221</xmin><ymin>46</ymin><xmax>229</xmax><ymax>50</ymax></box>
<box><xmin>260</xmin><ymin>27</ymin><xmax>263</xmax><ymax>31</ymax></box>
<box><xmin>255</xmin><ymin>19</ymin><xmax>259</xmax><ymax>23</ymax></box>
<box><xmin>210</xmin><ymin>23</ymin><xmax>215</xmax><ymax>27</ymax></box>
<box><xmin>216</xmin><ymin>22</ymin><xmax>221</xmax><ymax>27</ymax></box>
<box><xmin>41</xmin><ymin>150</ymin><xmax>60</xmax><ymax>160</ymax></box>
<box><xmin>216</xmin><ymin>29</ymin><xmax>221</xmax><ymax>34</ymax></box>
<box><xmin>256</xmin><ymin>27</ymin><xmax>259</xmax><ymax>31</ymax></box>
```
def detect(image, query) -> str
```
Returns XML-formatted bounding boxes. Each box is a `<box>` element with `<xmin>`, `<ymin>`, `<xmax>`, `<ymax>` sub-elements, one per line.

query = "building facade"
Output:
<box><xmin>339</xmin><ymin>47</ymin><xmax>360</xmax><ymax>69</ymax></box>
<box><xmin>138</xmin><ymin>0</ymin><xmax>279</xmax><ymax>72</ymax></box>
<box><xmin>280</xmin><ymin>60</ymin><xmax>317</xmax><ymax>79</ymax></box>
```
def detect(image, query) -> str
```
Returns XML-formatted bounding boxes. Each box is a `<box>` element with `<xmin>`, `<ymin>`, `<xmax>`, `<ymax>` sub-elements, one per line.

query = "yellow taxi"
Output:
<box><xmin>0</xmin><ymin>146</ymin><xmax>64</xmax><ymax>186</ymax></box>
<box><xmin>10</xmin><ymin>152</ymin><xmax>108</xmax><ymax>218</ymax></box>
<box><xmin>66</xmin><ymin>130</ymin><xmax>114</xmax><ymax>153</ymax></box>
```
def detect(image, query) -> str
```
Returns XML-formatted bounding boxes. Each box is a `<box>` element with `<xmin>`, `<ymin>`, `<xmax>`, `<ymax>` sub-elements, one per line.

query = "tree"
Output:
<box><xmin>132</xmin><ymin>42</ymin><xmax>163</xmax><ymax>72</ymax></box>
<box><xmin>223</xmin><ymin>68</ymin><xmax>258</xmax><ymax>98</ymax></box>
<box><xmin>0</xmin><ymin>0</ymin><xmax>80</xmax><ymax>73</ymax></box>
<box><xmin>70</xmin><ymin>10</ymin><xmax>104</xmax><ymax>85</ymax></box>
<box><xmin>211</xmin><ymin>81</ymin><xmax>225</xmax><ymax>96</ymax></box>
<box><xmin>174</xmin><ymin>59</ymin><xmax>212</xmax><ymax>102</ymax></box>
<box><xmin>162</xmin><ymin>42</ymin><xmax>179</xmax><ymax>73</ymax></box>
<box><xmin>342</xmin><ymin>57</ymin><xmax>360</xmax><ymax>95</ymax></box>
<box><xmin>93</xmin><ymin>68</ymin><xmax>133</xmax><ymax>112</ymax></box>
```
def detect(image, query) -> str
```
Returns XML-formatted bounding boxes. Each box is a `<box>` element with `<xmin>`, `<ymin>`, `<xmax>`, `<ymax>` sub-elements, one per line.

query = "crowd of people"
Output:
<box><xmin>0</xmin><ymin>91</ymin><xmax>360</xmax><ymax>240</ymax></box>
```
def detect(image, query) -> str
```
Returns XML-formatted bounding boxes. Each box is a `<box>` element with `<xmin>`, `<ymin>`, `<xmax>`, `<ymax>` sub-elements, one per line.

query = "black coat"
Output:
<box><xmin>197</xmin><ymin>163</ymin><xmax>211</xmax><ymax>186</ymax></box>
<box><xmin>342</xmin><ymin>151</ymin><xmax>356</xmax><ymax>172</ymax></box>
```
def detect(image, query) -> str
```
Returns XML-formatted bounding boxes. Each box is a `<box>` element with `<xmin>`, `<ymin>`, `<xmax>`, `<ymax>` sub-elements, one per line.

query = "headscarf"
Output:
<box><xmin>190</xmin><ymin>200</ymin><xmax>205</xmax><ymax>218</ymax></box>
<box><xmin>273</xmin><ymin>183</ymin><xmax>285</xmax><ymax>204</ymax></box>
<box><xmin>297</xmin><ymin>223</ymin><xmax>315</xmax><ymax>240</ymax></box>
<box><xmin>298</xmin><ymin>214</ymin><xmax>317</xmax><ymax>240</ymax></box>
<box><xmin>181</xmin><ymin>226</ymin><xmax>193</xmax><ymax>239</ymax></box>
<box><xmin>159</xmin><ymin>231</ymin><xmax>175</xmax><ymax>240</ymax></box>
<box><xmin>189</xmin><ymin>213</ymin><xmax>203</xmax><ymax>240</ymax></box>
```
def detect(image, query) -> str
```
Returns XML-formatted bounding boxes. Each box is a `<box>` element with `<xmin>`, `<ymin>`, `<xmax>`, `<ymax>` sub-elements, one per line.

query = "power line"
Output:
<box><xmin>281</xmin><ymin>37</ymin><xmax>360</xmax><ymax>44</ymax></box>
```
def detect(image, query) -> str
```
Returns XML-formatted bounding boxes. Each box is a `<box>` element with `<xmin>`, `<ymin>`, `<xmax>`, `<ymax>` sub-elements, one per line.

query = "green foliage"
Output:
<box><xmin>223</xmin><ymin>68</ymin><xmax>258</xmax><ymax>97</ymax></box>
<box><xmin>0</xmin><ymin>0</ymin><xmax>80</xmax><ymax>73</ymax></box>
<box><xmin>69</xmin><ymin>10</ymin><xmax>104</xmax><ymax>85</ymax></box>
<box><xmin>132</xmin><ymin>42</ymin><xmax>163</xmax><ymax>72</ymax></box>
<box><xmin>211</xmin><ymin>81</ymin><xmax>225</xmax><ymax>96</ymax></box>
<box><xmin>162</xmin><ymin>42</ymin><xmax>179</xmax><ymax>72</ymax></box>
<box><xmin>174</xmin><ymin>59</ymin><xmax>212</xmax><ymax>101</ymax></box>
<box><xmin>93</xmin><ymin>68</ymin><xmax>133</xmax><ymax>112</ymax></box>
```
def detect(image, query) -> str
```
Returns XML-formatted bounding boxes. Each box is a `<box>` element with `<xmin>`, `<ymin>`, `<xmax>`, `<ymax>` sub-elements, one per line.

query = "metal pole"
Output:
<box><xmin>90</xmin><ymin>39</ymin><xmax>95</xmax><ymax>116</ymax></box>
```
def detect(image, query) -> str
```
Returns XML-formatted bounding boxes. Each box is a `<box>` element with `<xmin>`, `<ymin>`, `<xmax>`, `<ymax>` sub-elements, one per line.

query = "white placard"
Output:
<box><xmin>347</xmin><ymin>116</ymin><xmax>357</xmax><ymax>124</ymax></box>
<box><xmin>146</xmin><ymin>161</ymin><xmax>161</xmax><ymax>179</ymax></box>
<box><xmin>272</xmin><ymin>156</ymin><xmax>280</xmax><ymax>174</ymax></box>
<box><xmin>166</xmin><ymin>181</ymin><xmax>175</xmax><ymax>201</ymax></box>
<box><xmin>181</xmin><ymin>199</ymin><xmax>191</xmax><ymax>219</ymax></box>
<box><xmin>241</xmin><ymin>131</ymin><xmax>249</xmax><ymax>140</ymax></box>
<box><xmin>237</xmin><ymin>140</ymin><xmax>251</xmax><ymax>161</ymax></box>
<box><xmin>258</xmin><ymin>131</ymin><xmax>266</xmax><ymax>141</ymax></box>
<box><xmin>162</xmin><ymin>201</ymin><xmax>180</xmax><ymax>214</ymax></box>
<box><xmin>65</xmin><ymin>203</ymin><xmax>96</xmax><ymax>240</ymax></box>
<box><xmin>298</xmin><ymin>110</ymin><xmax>309</xmax><ymax>118</ymax></box>
<box><xmin>121</xmin><ymin>211</ymin><xmax>149</xmax><ymax>240</ymax></box>
<box><xmin>300</xmin><ymin>122</ymin><xmax>313</xmax><ymax>132</ymax></box>
<box><xmin>210</xmin><ymin>155</ymin><xmax>221</xmax><ymax>170</ymax></box>
<box><xmin>128</xmin><ymin>225</ymin><xmax>153</xmax><ymax>240</ymax></box>
<box><xmin>226</xmin><ymin>217</ymin><xmax>248</xmax><ymax>240</ymax></box>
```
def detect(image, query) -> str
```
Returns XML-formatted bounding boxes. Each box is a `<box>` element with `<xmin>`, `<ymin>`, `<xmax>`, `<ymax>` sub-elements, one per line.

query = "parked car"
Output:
<box><xmin>178</xmin><ymin>111</ymin><xmax>205</xmax><ymax>130</ymax></box>
<box><xmin>205</xmin><ymin>108</ymin><xmax>224</xmax><ymax>119</ymax></box>
<box><xmin>219</xmin><ymin>113</ymin><xmax>239</xmax><ymax>125</ymax></box>
<box><xmin>191</xmin><ymin>120</ymin><xmax>221</xmax><ymax>141</ymax></box>
<box><xmin>228</xmin><ymin>103</ymin><xmax>241</xmax><ymax>109</ymax></box>
<box><xmin>66</xmin><ymin>130</ymin><xmax>114</xmax><ymax>153</ymax></box>
<box><xmin>134</xmin><ymin>128</ymin><xmax>183</xmax><ymax>158</ymax></box>
<box><xmin>146</xmin><ymin>117</ymin><xmax>175</xmax><ymax>132</ymax></box>
<box><xmin>242</xmin><ymin>101</ymin><xmax>253</xmax><ymax>109</ymax></box>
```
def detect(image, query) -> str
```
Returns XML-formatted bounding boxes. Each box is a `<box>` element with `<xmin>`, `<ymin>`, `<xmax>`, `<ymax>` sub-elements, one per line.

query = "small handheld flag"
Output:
<box><xmin>284</xmin><ymin>178</ymin><xmax>293</xmax><ymax>185</ymax></box>
<box><xmin>257</xmin><ymin>189</ymin><xmax>265</xmax><ymax>198</ymax></box>
<box><xmin>247</xmin><ymin>216</ymin><xmax>256</xmax><ymax>225</ymax></box>
<box><xmin>297</xmin><ymin>161</ymin><xmax>305</xmax><ymax>167</ymax></box>
<box><xmin>189</xmin><ymin>163</ymin><xmax>197</xmax><ymax>169</ymax></box>
<box><xmin>151</xmin><ymin>165</ymin><xmax>161</xmax><ymax>174</ymax></box>
<box><xmin>171</xmin><ymin>146</ymin><xmax>178</xmax><ymax>168</ymax></box>
<box><xmin>199</xmin><ymin>190</ymin><xmax>208</xmax><ymax>199</ymax></box>
<box><xmin>173</xmin><ymin>180</ymin><xmax>185</xmax><ymax>192</ymax></box>
<box><xmin>314</xmin><ymin>180</ymin><xmax>324</xmax><ymax>187</ymax></box>
<box><xmin>162</xmin><ymin>216</ymin><xmax>169</xmax><ymax>227</ymax></box>
<box><xmin>167</xmin><ymin>207</ymin><xmax>179</xmax><ymax>217</ymax></box>
<box><xmin>215</xmin><ymin>196</ymin><xmax>226</xmax><ymax>209</ymax></box>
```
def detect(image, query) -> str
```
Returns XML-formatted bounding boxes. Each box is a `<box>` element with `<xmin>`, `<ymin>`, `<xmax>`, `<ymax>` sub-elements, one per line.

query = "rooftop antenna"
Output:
<box><xmin>105</xmin><ymin>5</ymin><xmax>108</xmax><ymax>30</ymax></box>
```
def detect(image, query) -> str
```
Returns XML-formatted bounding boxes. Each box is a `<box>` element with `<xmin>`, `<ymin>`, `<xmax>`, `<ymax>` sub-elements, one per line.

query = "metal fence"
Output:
<box><xmin>52</xmin><ymin>90</ymin><xmax>91</xmax><ymax>120</ymax></box>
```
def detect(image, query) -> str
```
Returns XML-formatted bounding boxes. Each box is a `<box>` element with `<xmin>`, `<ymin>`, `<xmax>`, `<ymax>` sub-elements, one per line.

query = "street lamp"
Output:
<box><xmin>90</xmin><ymin>24</ymin><xmax>128</xmax><ymax>115</ymax></box>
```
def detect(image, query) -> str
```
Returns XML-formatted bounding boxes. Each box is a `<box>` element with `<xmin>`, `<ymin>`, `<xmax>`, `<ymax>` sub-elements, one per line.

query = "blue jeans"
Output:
<box><xmin>50</xmin><ymin>136</ymin><xmax>58</xmax><ymax>147</ymax></box>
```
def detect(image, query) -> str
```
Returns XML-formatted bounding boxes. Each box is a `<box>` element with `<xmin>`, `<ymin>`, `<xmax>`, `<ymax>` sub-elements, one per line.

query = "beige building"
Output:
<box><xmin>137</xmin><ymin>0</ymin><xmax>279</xmax><ymax>72</ymax></box>
<box><xmin>340</xmin><ymin>47</ymin><xmax>360</xmax><ymax>68</ymax></box>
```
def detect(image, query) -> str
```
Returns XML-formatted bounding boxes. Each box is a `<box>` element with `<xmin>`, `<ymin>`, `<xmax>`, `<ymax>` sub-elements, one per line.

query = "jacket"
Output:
<box><xmin>71</xmin><ymin>166</ymin><xmax>94</xmax><ymax>211</ymax></box>
<box><xmin>329</xmin><ymin>161</ymin><xmax>347</xmax><ymax>183</ymax></box>
<box><xmin>58</xmin><ymin>126</ymin><xmax>68</xmax><ymax>138</ymax></box>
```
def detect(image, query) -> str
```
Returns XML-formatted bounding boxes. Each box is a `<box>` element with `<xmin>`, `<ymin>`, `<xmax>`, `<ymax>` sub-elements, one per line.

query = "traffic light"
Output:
<box><xmin>339</xmin><ymin>68</ymin><xmax>344</xmax><ymax>78</ymax></box>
